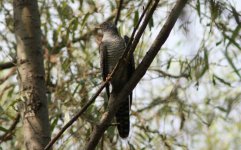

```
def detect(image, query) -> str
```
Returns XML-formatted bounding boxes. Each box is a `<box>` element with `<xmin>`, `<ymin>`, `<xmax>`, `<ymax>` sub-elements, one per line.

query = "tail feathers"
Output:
<box><xmin>116</xmin><ymin>98</ymin><xmax>130</xmax><ymax>138</ymax></box>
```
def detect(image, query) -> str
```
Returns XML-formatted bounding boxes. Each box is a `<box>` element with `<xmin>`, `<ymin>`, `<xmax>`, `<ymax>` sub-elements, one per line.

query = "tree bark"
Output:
<box><xmin>13</xmin><ymin>0</ymin><xmax>51</xmax><ymax>149</ymax></box>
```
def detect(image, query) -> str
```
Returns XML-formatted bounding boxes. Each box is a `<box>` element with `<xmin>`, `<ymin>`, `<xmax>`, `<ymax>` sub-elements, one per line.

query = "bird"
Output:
<box><xmin>98</xmin><ymin>22</ymin><xmax>135</xmax><ymax>138</ymax></box>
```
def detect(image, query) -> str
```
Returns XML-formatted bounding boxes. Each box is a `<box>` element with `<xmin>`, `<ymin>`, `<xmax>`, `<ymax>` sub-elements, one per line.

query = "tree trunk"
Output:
<box><xmin>13</xmin><ymin>0</ymin><xmax>51</xmax><ymax>149</ymax></box>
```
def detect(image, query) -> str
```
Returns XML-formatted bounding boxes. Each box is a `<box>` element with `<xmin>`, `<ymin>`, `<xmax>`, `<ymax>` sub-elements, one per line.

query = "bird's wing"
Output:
<box><xmin>99</xmin><ymin>42</ymin><xmax>110</xmax><ymax>98</ymax></box>
<box><xmin>124</xmin><ymin>35</ymin><xmax>135</xmax><ymax>105</ymax></box>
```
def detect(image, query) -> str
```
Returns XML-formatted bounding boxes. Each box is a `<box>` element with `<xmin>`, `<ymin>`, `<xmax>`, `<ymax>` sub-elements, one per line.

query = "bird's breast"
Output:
<box><xmin>106</xmin><ymin>41</ymin><xmax>125</xmax><ymax>73</ymax></box>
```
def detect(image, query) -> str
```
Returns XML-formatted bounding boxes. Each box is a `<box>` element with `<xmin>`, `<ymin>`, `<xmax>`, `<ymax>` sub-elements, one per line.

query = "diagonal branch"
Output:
<box><xmin>0</xmin><ymin>59</ymin><xmax>17</xmax><ymax>71</ymax></box>
<box><xmin>44</xmin><ymin>80</ymin><xmax>109</xmax><ymax>150</ymax></box>
<box><xmin>85</xmin><ymin>0</ymin><xmax>188</xmax><ymax>149</ymax></box>
<box><xmin>0</xmin><ymin>113</ymin><xmax>20</xmax><ymax>143</ymax></box>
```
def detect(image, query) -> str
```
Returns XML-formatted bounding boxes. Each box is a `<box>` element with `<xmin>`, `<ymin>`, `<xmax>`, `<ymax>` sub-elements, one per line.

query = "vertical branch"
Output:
<box><xmin>14</xmin><ymin>0</ymin><xmax>51</xmax><ymax>149</ymax></box>
<box><xmin>114</xmin><ymin>0</ymin><xmax>124</xmax><ymax>26</ymax></box>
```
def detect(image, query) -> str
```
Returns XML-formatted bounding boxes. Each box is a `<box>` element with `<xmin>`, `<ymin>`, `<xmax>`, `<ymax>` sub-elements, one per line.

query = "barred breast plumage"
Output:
<box><xmin>99</xmin><ymin>22</ymin><xmax>134</xmax><ymax>138</ymax></box>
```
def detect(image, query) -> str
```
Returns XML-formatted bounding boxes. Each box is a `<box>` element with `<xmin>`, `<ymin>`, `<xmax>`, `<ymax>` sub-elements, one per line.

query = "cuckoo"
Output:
<box><xmin>98</xmin><ymin>22</ymin><xmax>135</xmax><ymax>138</ymax></box>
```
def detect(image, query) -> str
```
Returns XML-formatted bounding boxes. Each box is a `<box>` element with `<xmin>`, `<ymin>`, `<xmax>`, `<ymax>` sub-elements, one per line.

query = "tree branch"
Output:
<box><xmin>44</xmin><ymin>80</ymin><xmax>109</xmax><ymax>150</ymax></box>
<box><xmin>0</xmin><ymin>68</ymin><xmax>16</xmax><ymax>84</ymax></box>
<box><xmin>85</xmin><ymin>0</ymin><xmax>188</xmax><ymax>149</ymax></box>
<box><xmin>114</xmin><ymin>0</ymin><xmax>124</xmax><ymax>26</ymax></box>
<box><xmin>0</xmin><ymin>59</ymin><xmax>17</xmax><ymax>71</ymax></box>
<box><xmin>0</xmin><ymin>113</ymin><xmax>20</xmax><ymax>143</ymax></box>
<box><xmin>150</xmin><ymin>69</ymin><xmax>190</xmax><ymax>78</ymax></box>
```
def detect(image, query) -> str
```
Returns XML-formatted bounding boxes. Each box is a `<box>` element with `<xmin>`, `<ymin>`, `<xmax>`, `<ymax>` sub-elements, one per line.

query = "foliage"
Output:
<box><xmin>0</xmin><ymin>0</ymin><xmax>240</xmax><ymax>149</ymax></box>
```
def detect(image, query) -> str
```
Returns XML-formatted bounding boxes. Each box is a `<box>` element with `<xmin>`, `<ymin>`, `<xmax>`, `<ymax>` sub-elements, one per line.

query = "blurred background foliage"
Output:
<box><xmin>0</xmin><ymin>0</ymin><xmax>241</xmax><ymax>149</ymax></box>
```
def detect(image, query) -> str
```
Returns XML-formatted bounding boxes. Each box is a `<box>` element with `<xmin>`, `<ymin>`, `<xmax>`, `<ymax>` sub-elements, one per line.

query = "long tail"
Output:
<box><xmin>116</xmin><ymin>97</ymin><xmax>130</xmax><ymax>138</ymax></box>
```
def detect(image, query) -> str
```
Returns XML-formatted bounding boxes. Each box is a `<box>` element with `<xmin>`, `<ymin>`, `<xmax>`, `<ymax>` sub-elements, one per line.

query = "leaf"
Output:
<box><xmin>50</xmin><ymin>116</ymin><xmax>59</xmax><ymax>132</ymax></box>
<box><xmin>62</xmin><ymin>59</ymin><xmax>71</xmax><ymax>72</ymax></box>
<box><xmin>216</xmin><ymin>106</ymin><xmax>227</xmax><ymax>112</ymax></box>
<box><xmin>0</xmin><ymin>126</ymin><xmax>8</xmax><ymax>132</ymax></box>
<box><xmin>204</xmin><ymin>48</ymin><xmax>209</xmax><ymax>70</ymax></box>
<box><xmin>224</xmin><ymin>50</ymin><xmax>241</xmax><ymax>78</ymax></box>
<box><xmin>52</xmin><ymin>29</ymin><xmax>58</xmax><ymax>43</ymax></box>
<box><xmin>228</xmin><ymin>25</ymin><xmax>241</xmax><ymax>49</ymax></box>
<box><xmin>196</xmin><ymin>0</ymin><xmax>201</xmax><ymax>17</ymax></box>
<box><xmin>212</xmin><ymin>75</ymin><xmax>216</xmax><ymax>85</ymax></box>
<box><xmin>231</xmin><ymin>6</ymin><xmax>240</xmax><ymax>24</ymax></box>
<box><xmin>134</xmin><ymin>11</ymin><xmax>139</xmax><ymax>27</ymax></box>
<box><xmin>128</xmin><ymin>141</ymin><xmax>136</xmax><ymax>150</ymax></box>
<box><xmin>166</xmin><ymin>58</ymin><xmax>172</xmax><ymax>70</ymax></box>
<box><xmin>81</xmin><ymin>13</ymin><xmax>90</xmax><ymax>27</ymax></box>
<box><xmin>213</xmin><ymin>74</ymin><xmax>231</xmax><ymax>87</ymax></box>
<box><xmin>148</xmin><ymin>16</ymin><xmax>154</xmax><ymax>30</ymax></box>
<box><xmin>215</xmin><ymin>40</ymin><xmax>222</xmax><ymax>46</ymax></box>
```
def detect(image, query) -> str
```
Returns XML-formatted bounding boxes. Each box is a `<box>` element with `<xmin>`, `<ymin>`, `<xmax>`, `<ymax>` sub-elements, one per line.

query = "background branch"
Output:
<box><xmin>0</xmin><ymin>113</ymin><xmax>20</xmax><ymax>143</ymax></box>
<box><xmin>114</xmin><ymin>0</ymin><xmax>124</xmax><ymax>26</ymax></box>
<box><xmin>44</xmin><ymin>80</ymin><xmax>109</xmax><ymax>150</ymax></box>
<box><xmin>150</xmin><ymin>68</ymin><xmax>190</xmax><ymax>78</ymax></box>
<box><xmin>0</xmin><ymin>59</ymin><xmax>16</xmax><ymax>71</ymax></box>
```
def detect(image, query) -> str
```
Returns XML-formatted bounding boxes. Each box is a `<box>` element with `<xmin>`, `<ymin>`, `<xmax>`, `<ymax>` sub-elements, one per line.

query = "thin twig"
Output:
<box><xmin>0</xmin><ymin>113</ymin><xmax>20</xmax><ymax>143</ymax></box>
<box><xmin>150</xmin><ymin>69</ymin><xmax>189</xmax><ymax>78</ymax></box>
<box><xmin>0</xmin><ymin>59</ymin><xmax>17</xmax><ymax>71</ymax></box>
<box><xmin>44</xmin><ymin>80</ymin><xmax>109</xmax><ymax>150</ymax></box>
<box><xmin>0</xmin><ymin>68</ymin><xmax>16</xmax><ymax>84</ymax></box>
<box><xmin>114</xmin><ymin>0</ymin><xmax>124</xmax><ymax>26</ymax></box>
<box><xmin>124</xmin><ymin>0</ymin><xmax>153</xmax><ymax>58</ymax></box>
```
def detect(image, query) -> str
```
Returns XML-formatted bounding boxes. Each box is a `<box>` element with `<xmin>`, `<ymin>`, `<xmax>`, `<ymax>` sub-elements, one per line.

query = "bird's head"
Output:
<box><xmin>97</xmin><ymin>22</ymin><xmax>118</xmax><ymax>34</ymax></box>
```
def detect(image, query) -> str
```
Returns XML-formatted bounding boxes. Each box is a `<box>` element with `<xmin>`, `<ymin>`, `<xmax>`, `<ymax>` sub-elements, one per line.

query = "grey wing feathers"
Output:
<box><xmin>99</xmin><ymin>43</ymin><xmax>110</xmax><ymax>98</ymax></box>
<box><xmin>124</xmin><ymin>35</ymin><xmax>135</xmax><ymax>104</ymax></box>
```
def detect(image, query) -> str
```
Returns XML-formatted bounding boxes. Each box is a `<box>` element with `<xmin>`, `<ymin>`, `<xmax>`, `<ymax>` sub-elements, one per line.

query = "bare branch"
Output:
<box><xmin>0</xmin><ymin>68</ymin><xmax>16</xmax><ymax>84</ymax></box>
<box><xmin>150</xmin><ymin>69</ymin><xmax>190</xmax><ymax>78</ymax></box>
<box><xmin>0</xmin><ymin>113</ymin><xmax>20</xmax><ymax>143</ymax></box>
<box><xmin>0</xmin><ymin>59</ymin><xmax>17</xmax><ymax>71</ymax></box>
<box><xmin>114</xmin><ymin>0</ymin><xmax>124</xmax><ymax>26</ymax></box>
<box><xmin>85</xmin><ymin>0</ymin><xmax>188</xmax><ymax>149</ymax></box>
<box><xmin>44</xmin><ymin>80</ymin><xmax>108</xmax><ymax>150</ymax></box>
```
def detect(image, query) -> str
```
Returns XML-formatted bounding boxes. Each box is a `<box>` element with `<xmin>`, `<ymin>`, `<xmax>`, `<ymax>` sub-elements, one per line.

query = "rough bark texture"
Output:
<box><xmin>13</xmin><ymin>0</ymin><xmax>51</xmax><ymax>149</ymax></box>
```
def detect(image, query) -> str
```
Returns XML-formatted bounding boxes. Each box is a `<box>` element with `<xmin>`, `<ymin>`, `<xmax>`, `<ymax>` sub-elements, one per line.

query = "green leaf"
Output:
<box><xmin>212</xmin><ymin>75</ymin><xmax>216</xmax><ymax>85</ymax></box>
<box><xmin>0</xmin><ymin>126</ymin><xmax>8</xmax><ymax>132</ymax></box>
<box><xmin>213</xmin><ymin>74</ymin><xmax>231</xmax><ymax>87</ymax></box>
<box><xmin>50</xmin><ymin>116</ymin><xmax>59</xmax><ymax>132</ymax></box>
<box><xmin>134</xmin><ymin>11</ymin><xmax>139</xmax><ymax>27</ymax></box>
<box><xmin>128</xmin><ymin>141</ymin><xmax>136</xmax><ymax>150</ymax></box>
<box><xmin>196</xmin><ymin>0</ymin><xmax>201</xmax><ymax>17</ymax></box>
<box><xmin>52</xmin><ymin>29</ymin><xmax>58</xmax><ymax>43</ymax></box>
<box><xmin>215</xmin><ymin>40</ymin><xmax>222</xmax><ymax>46</ymax></box>
<box><xmin>216</xmin><ymin>106</ymin><xmax>227</xmax><ymax>112</ymax></box>
<box><xmin>81</xmin><ymin>13</ymin><xmax>90</xmax><ymax>27</ymax></box>
<box><xmin>224</xmin><ymin>50</ymin><xmax>241</xmax><ymax>78</ymax></box>
<box><xmin>148</xmin><ymin>16</ymin><xmax>154</xmax><ymax>30</ymax></box>
<box><xmin>166</xmin><ymin>58</ymin><xmax>172</xmax><ymax>70</ymax></box>
<box><xmin>231</xmin><ymin>6</ymin><xmax>240</xmax><ymax>24</ymax></box>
